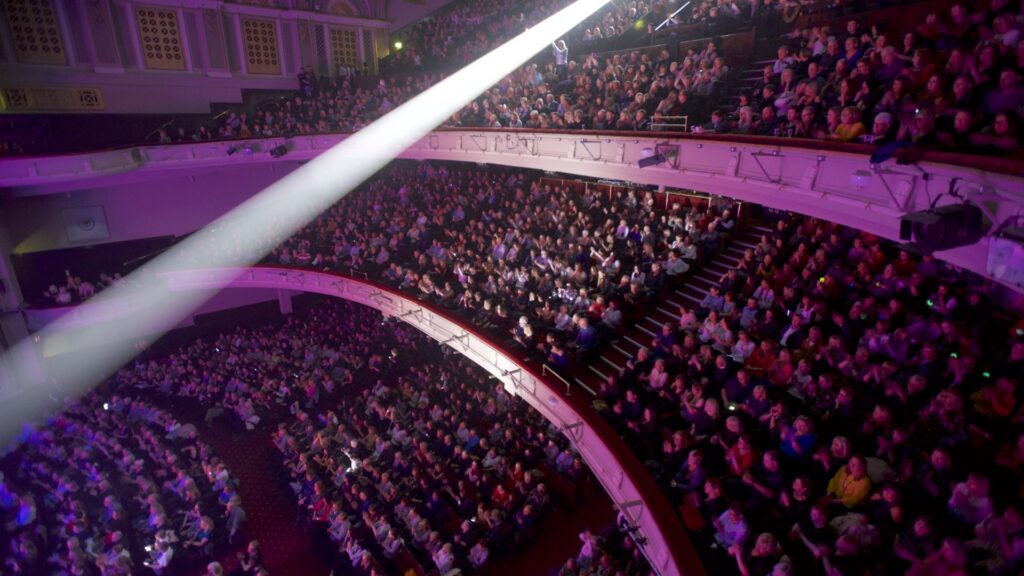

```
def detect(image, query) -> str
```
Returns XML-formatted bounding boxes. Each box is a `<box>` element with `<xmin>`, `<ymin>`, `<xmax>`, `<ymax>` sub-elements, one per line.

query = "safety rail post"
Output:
<box><xmin>542</xmin><ymin>363</ymin><xmax>573</xmax><ymax>397</ymax></box>
<box><xmin>650</xmin><ymin>115</ymin><xmax>688</xmax><ymax>133</ymax></box>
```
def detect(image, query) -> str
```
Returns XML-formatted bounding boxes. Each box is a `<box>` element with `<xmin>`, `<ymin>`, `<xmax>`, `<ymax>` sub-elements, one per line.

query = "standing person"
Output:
<box><xmin>552</xmin><ymin>40</ymin><xmax>568</xmax><ymax>79</ymax></box>
<box><xmin>225</xmin><ymin>497</ymin><xmax>246</xmax><ymax>545</ymax></box>
<box><xmin>232</xmin><ymin>540</ymin><xmax>263</xmax><ymax>576</ymax></box>
<box><xmin>298</xmin><ymin>66</ymin><xmax>315</xmax><ymax>98</ymax></box>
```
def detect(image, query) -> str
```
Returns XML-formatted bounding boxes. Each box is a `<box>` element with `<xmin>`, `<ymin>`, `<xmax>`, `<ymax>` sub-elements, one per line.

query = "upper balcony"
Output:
<box><xmin>2</xmin><ymin>129</ymin><xmax>1022</xmax><ymax>293</ymax></box>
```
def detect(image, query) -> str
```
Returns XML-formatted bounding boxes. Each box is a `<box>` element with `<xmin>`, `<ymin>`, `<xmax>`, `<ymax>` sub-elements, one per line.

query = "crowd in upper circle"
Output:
<box><xmin>381</xmin><ymin>0</ymin><xmax>652</xmax><ymax>74</ymax></box>
<box><xmin>5</xmin><ymin>0</ymin><xmax>1019</xmax><ymax>158</ymax></box>
<box><xmin>146</xmin><ymin>0</ymin><xmax>1022</xmax><ymax>159</ymax></box>
<box><xmin>266</xmin><ymin>162</ymin><xmax>729</xmax><ymax>370</ymax></box>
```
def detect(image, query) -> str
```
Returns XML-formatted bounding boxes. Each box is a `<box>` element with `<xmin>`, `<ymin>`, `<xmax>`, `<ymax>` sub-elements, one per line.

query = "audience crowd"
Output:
<box><xmin>104</xmin><ymin>297</ymin><xmax>651</xmax><ymax>574</ymax></box>
<box><xmin>39</xmin><ymin>269</ymin><xmax>129</xmax><ymax>306</ymax></box>
<box><xmin>255</xmin><ymin>160</ymin><xmax>1024</xmax><ymax>574</ymax></box>
<box><xmin>266</xmin><ymin>162</ymin><xmax>731</xmax><ymax>373</ymax></box>
<box><xmin>718</xmin><ymin>1</ymin><xmax>1024</xmax><ymax>155</ymax></box>
<box><xmin>156</xmin><ymin>0</ymin><xmax>1022</xmax><ymax>157</ymax></box>
<box><xmin>6</xmin><ymin>0</ymin><xmax>1023</xmax><ymax>158</ymax></box>
<box><xmin>594</xmin><ymin>214</ymin><xmax>1024</xmax><ymax>575</ymax></box>
<box><xmin>0</xmin><ymin>392</ymin><xmax>246</xmax><ymax>575</ymax></box>
<box><xmin>20</xmin><ymin>155</ymin><xmax>1024</xmax><ymax>574</ymax></box>
<box><xmin>8</xmin><ymin>2</ymin><xmax>1024</xmax><ymax>576</ymax></box>
<box><xmin>111</xmin><ymin>303</ymin><xmax>377</xmax><ymax>432</ymax></box>
<box><xmin>556</xmin><ymin>523</ymin><xmax>656</xmax><ymax>575</ymax></box>
<box><xmin>272</xmin><ymin>322</ymin><xmax>602</xmax><ymax>575</ymax></box>
<box><xmin>382</xmin><ymin>0</ymin><xmax>652</xmax><ymax>74</ymax></box>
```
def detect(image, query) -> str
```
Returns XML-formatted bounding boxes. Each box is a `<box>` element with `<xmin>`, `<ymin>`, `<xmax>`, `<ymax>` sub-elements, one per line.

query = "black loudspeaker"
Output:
<box><xmin>269</xmin><ymin>145</ymin><xmax>288</xmax><ymax>158</ymax></box>
<box><xmin>638</xmin><ymin>153</ymin><xmax>666</xmax><ymax>169</ymax></box>
<box><xmin>899</xmin><ymin>203</ymin><xmax>987</xmax><ymax>253</ymax></box>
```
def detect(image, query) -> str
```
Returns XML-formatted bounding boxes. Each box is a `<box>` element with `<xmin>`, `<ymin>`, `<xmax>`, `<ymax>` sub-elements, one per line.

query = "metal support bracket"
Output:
<box><xmin>397</xmin><ymin>308</ymin><xmax>424</xmax><ymax>323</ymax></box>
<box><xmin>750</xmin><ymin>151</ymin><xmax>784</xmax><ymax>184</ymax></box>
<box><xmin>442</xmin><ymin>332</ymin><xmax>469</xmax><ymax>349</ymax></box>
<box><xmin>562</xmin><ymin>420</ymin><xmax>584</xmax><ymax>443</ymax></box>
<box><xmin>276</xmin><ymin>271</ymin><xmax>306</xmax><ymax>285</ymax></box>
<box><xmin>368</xmin><ymin>290</ymin><xmax>393</xmax><ymax>306</ymax></box>
<box><xmin>468</xmin><ymin>134</ymin><xmax>488</xmax><ymax>152</ymax></box>
<box><xmin>619</xmin><ymin>499</ymin><xmax>644</xmax><ymax>525</ymax></box>
<box><xmin>500</xmin><ymin>134</ymin><xmax>537</xmax><ymax>155</ymax></box>
<box><xmin>579</xmin><ymin>140</ymin><xmax>602</xmax><ymax>161</ymax></box>
<box><xmin>801</xmin><ymin>155</ymin><xmax>823</xmax><ymax>190</ymax></box>
<box><xmin>655</xmin><ymin>142</ymin><xmax>679</xmax><ymax>169</ymax></box>
<box><xmin>873</xmin><ymin>169</ymin><xmax>917</xmax><ymax>210</ymax></box>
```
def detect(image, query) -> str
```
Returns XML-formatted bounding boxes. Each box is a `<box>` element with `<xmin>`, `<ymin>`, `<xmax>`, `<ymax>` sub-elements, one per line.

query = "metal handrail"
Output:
<box><xmin>652</xmin><ymin>115</ymin><xmax>688</xmax><ymax>132</ymax></box>
<box><xmin>542</xmin><ymin>363</ymin><xmax>574</xmax><ymax>397</ymax></box>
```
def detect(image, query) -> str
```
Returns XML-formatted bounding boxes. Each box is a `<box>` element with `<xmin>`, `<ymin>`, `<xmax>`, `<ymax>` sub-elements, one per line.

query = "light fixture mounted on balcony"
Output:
<box><xmin>850</xmin><ymin>169</ymin><xmax>872</xmax><ymax>189</ymax></box>
<box><xmin>638</xmin><ymin>153</ymin><xmax>666</xmax><ymax>169</ymax></box>
<box><xmin>899</xmin><ymin>202</ymin><xmax>988</xmax><ymax>254</ymax></box>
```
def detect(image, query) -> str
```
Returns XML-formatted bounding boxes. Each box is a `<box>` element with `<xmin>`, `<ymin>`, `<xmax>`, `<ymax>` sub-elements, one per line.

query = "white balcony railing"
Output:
<box><xmin>2</xmin><ymin>130</ymin><xmax>1022</xmax><ymax>290</ymax></box>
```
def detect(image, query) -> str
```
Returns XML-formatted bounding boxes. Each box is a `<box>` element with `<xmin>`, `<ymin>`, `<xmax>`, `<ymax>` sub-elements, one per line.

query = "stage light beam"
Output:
<box><xmin>0</xmin><ymin>0</ymin><xmax>612</xmax><ymax>448</ymax></box>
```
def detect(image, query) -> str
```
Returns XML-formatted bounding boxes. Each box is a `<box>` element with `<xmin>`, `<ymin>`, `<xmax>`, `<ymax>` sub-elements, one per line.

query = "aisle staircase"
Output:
<box><xmin>573</xmin><ymin>224</ymin><xmax>774</xmax><ymax>394</ymax></box>
<box><xmin>720</xmin><ymin>58</ymin><xmax>775</xmax><ymax>111</ymax></box>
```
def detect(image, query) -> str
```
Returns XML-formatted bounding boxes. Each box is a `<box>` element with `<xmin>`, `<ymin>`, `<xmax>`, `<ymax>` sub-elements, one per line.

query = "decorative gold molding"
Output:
<box><xmin>241</xmin><ymin>16</ymin><xmax>280</xmax><ymax>75</ymax></box>
<box><xmin>3</xmin><ymin>0</ymin><xmax>67</xmax><ymax>65</ymax></box>
<box><xmin>135</xmin><ymin>5</ymin><xmax>186</xmax><ymax>70</ymax></box>
<box><xmin>328</xmin><ymin>26</ymin><xmax>356</xmax><ymax>71</ymax></box>
<box><xmin>0</xmin><ymin>87</ymin><xmax>104</xmax><ymax>111</ymax></box>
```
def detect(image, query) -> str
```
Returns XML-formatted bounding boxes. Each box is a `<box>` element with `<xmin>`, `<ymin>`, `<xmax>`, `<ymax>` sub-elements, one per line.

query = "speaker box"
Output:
<box><xmin>899</xmin><ymin>203</ymin><xmax>986</xmax><ymax>253</ymax></box>
<box><xmin>62</xmin><ymin>206</ymin><xmax>110</xmax><ymax>244</ymax></box>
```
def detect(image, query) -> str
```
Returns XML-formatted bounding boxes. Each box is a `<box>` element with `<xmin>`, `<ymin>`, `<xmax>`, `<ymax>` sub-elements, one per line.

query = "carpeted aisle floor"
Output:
<box><xmin>201</xmin><ymin>422</ymin><xmax>330</xmax><ymax>576</ymax></box>
<box><xmin>479</xmin><ymin>476</ymin><xmax>617</xmax><ymax>576</ymax></box>
<box><xmin>151</xmin><ymin>396</ymin><xmax>328</xmax><ymax>576</ymax></box>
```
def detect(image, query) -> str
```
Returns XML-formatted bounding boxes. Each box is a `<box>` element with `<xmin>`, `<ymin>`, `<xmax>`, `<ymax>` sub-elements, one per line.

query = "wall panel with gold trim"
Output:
<box><xmin>134</xmin><ymin>5</ymin><xmax>185</xmax><ymax>70</ymax></box>
<box><xmin>328</xmin><ymin>27</ymin><xmax>356</xmax><ymax>72</ymax></box>
<box><xmin>241</xmin><ymin>17</ymin><xmax>279</xmax><ymax>75</ymax></box>
<box><xmin>0</xmin><ymin>87</ymin><xmax>103</xmax><ymax>111</ymax></box>
<box><xmin>3</xmin><ymin>0</ymin><xmax>66</xmax><ymax>65</ymax></box>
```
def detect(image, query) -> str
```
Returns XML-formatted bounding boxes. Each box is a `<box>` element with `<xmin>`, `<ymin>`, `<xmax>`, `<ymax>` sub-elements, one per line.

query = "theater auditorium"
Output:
<box><xmin>0</xmin><ymin>0</ymin><xmax>1022</xmax><ymax>574</ymax></box>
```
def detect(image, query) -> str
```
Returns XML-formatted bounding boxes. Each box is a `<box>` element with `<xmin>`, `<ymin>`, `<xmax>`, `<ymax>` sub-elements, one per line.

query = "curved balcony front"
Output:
<box><xmin>21</xmin><ymin>265</ymin><xmax>705</xmax><ymax>576</ymax></box>
<box><xmin>3</xmin><ymin>129</ymin><xmax>1020</xmax><ymax>291</ymax></box>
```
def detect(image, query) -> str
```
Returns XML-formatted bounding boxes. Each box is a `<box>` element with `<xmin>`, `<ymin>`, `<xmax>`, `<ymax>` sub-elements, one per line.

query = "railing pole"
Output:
<box><xmin>542</xmin><ymin>364</ymin><xmax>572</xmax><ymax>397</ymax></box>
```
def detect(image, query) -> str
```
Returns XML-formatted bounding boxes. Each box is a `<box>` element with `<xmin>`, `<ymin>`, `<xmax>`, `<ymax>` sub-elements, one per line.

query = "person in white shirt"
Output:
<box><xmin>552</xmin><ymin>40</ymin><xmax>568</xmax><ymax>69</ymax></box>
<box><xmin>664</xmin><ymin>250</ymin><xmax>690</xmax><ymax>276</ymax></box>
<box><xmin>143</xmin><ymin>540</ymin><xmax>174</xmax><ymax>573</ymax></box>
<box><xmin>433</xmin><ymin>542</ymin><xmax>456</xmax><ymax>573</ymax></box>
<box><xmin>731</xmin><ymin>331</ymin><xmax>756</xmax><ymax>362</ymax></box>
<box><xmin>470</xmin><ymin>540</ymin><xmax>489</xmax><ymax>568</ymax></box>
<box><xmin>577</xmin><ymin>529</ymin><xmax>597</xmax><ymax>570</ymax></box>
<box><xmin>55</xmin><ymin>287</ymin><xmax>72</xmax><ymax>305</ymax></box>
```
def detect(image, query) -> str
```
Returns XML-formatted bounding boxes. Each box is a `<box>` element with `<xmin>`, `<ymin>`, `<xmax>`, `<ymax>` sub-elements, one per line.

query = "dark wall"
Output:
<box><xmin>12</xmin><ymin>235</ymin><xmax>176</xmax><ymax>304</ymax></box>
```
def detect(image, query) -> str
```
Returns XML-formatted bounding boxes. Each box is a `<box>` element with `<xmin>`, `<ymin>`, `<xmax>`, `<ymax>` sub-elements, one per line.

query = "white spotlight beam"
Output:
<box><xmin>0</xmin><ymin>0</ymin><xmax>612</xmax><ymax>446</ymax></box>
<box><xmin>655</xmin><ymin>1</ymin><xmax>691</xmax><ymax>30</ymax></box>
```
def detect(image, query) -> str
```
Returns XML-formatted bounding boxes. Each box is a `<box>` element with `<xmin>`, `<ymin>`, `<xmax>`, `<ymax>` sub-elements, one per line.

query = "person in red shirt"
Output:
<box><xmin>745</xmin><ymin>339</ymin><xmax>777</xmax><ymax>377</ymax></box>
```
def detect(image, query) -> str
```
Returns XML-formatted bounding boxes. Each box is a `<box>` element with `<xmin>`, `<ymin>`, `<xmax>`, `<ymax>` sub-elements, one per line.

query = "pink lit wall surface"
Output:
<box><xmin>3</xmin><ymin>163</ymin><xmax>301</xmax><ymax>254</ymax></box>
